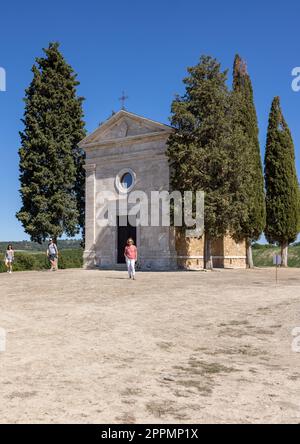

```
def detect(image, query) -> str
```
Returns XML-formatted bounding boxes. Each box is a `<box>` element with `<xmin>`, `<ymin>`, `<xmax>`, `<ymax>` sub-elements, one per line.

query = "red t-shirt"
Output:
<box><xmin>124</xmin><ymin>245</ymin><xmax>137</xmax><ymax>260</ymax></box>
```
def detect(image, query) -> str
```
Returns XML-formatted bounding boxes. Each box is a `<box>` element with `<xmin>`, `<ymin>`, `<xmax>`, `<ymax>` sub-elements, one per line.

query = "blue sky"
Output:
<box><xmin>0</xmin><ymin>0</ymin><xmax>299</xmax><ymax>241</ymax></box>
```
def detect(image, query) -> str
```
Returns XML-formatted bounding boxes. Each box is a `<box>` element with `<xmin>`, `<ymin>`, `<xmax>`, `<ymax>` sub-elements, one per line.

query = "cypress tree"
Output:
<box><xmin>167</xmin><ymin>55</ymin><xmax>240</xmax><ymax>270</ymax></box>
<box><xmin>264</xmin><ymin>96</ymin><xmax>299</xmax><ymax>267</ymax></box>
<box><xmin>232</xmin><ymin>55</ymin><xmax>266</xmax><ymax>268</ymax></box>
<box><xmin>17</xmin><ymin>42</ymin><xmax>86</xmax><ymax>243</ymax></box>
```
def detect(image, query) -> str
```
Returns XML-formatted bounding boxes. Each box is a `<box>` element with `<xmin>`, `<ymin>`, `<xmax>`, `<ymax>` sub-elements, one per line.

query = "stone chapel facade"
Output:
<box><xmin>79</xmin><ymin>110</ymin><xmax>247</xmax><ymax>270</ymax></box>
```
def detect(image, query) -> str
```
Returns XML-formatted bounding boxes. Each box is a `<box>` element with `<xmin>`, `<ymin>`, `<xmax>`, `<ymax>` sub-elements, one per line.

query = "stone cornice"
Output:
<box><xmin>83</xmin><ymin>163</ymin><xmax>96</xmax><ymax>173</ymax></box>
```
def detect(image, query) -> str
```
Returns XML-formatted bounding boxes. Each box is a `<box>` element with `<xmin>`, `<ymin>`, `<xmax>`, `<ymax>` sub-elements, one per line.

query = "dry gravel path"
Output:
<box><xmin>0</xmin><ymin>268</ymin><xmax>299</xmax><ymax>423</ymax></box>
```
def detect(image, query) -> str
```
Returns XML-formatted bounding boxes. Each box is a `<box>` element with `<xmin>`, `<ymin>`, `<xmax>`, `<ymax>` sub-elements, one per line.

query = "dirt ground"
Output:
<box><xmin>0</xmin><ymin>267</ymin><xmax>300</xmax><ymax>424</ymax></box>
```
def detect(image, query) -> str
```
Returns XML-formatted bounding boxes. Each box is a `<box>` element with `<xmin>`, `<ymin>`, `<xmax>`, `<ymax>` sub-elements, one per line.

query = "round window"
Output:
<box><xmin>121</xmin><ymin>172</ymin><xmax>133</xmax><ymax>190</ymax></box>
<box><xmin>115</xmin><ymin>169</ymin><xmax>136</xmax><ymax>193</ymax></box>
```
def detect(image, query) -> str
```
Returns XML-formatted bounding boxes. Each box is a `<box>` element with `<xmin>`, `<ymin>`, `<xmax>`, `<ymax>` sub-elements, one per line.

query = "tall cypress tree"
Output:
<box><xmin>232</xmin><ymin>55</ymin><xmax>266</xmax><ymax>268</ymax></box>
<box><xmin>264</xmin><ymin>96</ymin><xmax>299</xmax><ymax>267</ymax></box>
<box><xmin>17</xmin><ymin>42</ymin><xmax>86</xmax><ymax>243</ymax></box>
<box><xmin>167</xmin><ymin>55</ymin><xmax>241</xmax><ymax>270</ymax></box>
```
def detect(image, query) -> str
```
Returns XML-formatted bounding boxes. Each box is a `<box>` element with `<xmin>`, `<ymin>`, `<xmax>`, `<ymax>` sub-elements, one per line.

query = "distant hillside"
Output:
<box><xmin>0</xmin><ymin>239</ymin><xmax>82</xmax><ymax>252</ymax></box>
<box><xmin>253</xmin><ymin>243</ymin><xmax>300</xmax><ymax>267</ymax></box>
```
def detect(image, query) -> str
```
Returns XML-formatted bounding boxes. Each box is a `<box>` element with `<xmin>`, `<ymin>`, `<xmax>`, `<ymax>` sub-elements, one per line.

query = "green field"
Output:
<box><xmin>252</xmin><ymin>244</ymin><xmax>300</xmax><ymax>267</ymax></box>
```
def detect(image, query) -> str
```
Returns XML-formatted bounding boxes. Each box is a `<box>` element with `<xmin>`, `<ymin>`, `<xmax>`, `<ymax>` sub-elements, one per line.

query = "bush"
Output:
<box><xmin>252</xmin><ymin>243</ymin><xmax>275</xmax><ymax>250</ymax></box>
<box><xmin>58</xmin><ymin>249</ymin><xmax>83</xmax><ymax>269</ymax></box>
<box><xmin>0</xmin><ymin>249</ymin><xmax>83</xmax><ymax>273</ymax></box>
<box><xmin>13</xmin><ymin>253</ymin><xmax>38</xmax><ymax>271</ymax></box>
<box><xmin>0</xmin><ymin>260</ymin><xmax>6</xmax><ymax>273</ymax></box>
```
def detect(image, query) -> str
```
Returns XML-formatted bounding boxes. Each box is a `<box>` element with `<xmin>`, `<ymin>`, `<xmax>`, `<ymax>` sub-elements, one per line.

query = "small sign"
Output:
<box><xmin>273</xmin><ymin>254</ymin><xmax>282</xmax><ymax>266</ymax></box>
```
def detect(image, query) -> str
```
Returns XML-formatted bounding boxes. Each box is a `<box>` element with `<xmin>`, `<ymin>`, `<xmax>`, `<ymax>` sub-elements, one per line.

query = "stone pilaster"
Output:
<box><xmin>83</xmin><ymin>163</ymin><xmax>96</xmax><ymax>268</ymax></box>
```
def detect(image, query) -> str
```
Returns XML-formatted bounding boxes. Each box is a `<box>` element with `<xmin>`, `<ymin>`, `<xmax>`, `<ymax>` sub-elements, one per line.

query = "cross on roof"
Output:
<box><xmin>119</xmin><ymin>91</ymin><xmax>129</xmax><ymax>110</ymax></box>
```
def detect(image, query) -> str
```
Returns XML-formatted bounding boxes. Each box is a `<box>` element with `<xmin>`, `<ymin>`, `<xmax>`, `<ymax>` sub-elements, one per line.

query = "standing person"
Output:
<box><xmin>5</xmin><ymin>245</ymin><xmax>14</xmax><ymax>274</ymax></box>
<box><xmin>47</xmin><ymin>239</ymin><xmax>59</xmax><ymax>271</ymax></box>
<box><xmin>124</xmin><ymin>238</ymin><xmax>137</xmax><ymax>280</ymax></box>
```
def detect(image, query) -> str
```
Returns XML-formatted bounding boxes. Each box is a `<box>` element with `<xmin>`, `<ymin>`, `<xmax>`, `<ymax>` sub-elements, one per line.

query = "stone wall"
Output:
<box><xmin>176</xmin><ymin>230</ymin><xmax>246</xmax><ymax>269</ymax></box>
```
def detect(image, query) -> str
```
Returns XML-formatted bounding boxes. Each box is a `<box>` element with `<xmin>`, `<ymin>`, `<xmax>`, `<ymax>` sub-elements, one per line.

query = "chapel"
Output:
<box><xmin>79</xmin><ymin>110</ymin><xmax>246</xmax><ymax>270</ymax></box>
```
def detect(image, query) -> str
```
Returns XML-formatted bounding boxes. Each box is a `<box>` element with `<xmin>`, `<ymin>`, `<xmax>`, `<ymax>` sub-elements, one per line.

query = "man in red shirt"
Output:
<box><xmin>124</xmin><ymin>238</ymin><xmax>137</xmax><ymax>280</ymax></box>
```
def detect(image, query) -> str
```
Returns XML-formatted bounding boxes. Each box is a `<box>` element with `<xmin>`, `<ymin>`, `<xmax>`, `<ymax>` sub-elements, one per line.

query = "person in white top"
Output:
<box><xmin>5</xmin><ymin>245</ymin><xmax>14</xmax><ymax>274</ymax></box>
<box><xmin>47</xmin><ymin>239</ymin><xmax>59</xmax><ymax>271</ymax></box>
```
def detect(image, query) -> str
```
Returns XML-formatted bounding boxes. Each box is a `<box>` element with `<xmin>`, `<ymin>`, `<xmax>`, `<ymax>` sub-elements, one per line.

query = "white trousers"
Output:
<box><xmin>126</xmin><ymin>258</ymin><xmax>136</xmax><ymax>277</ymax></box>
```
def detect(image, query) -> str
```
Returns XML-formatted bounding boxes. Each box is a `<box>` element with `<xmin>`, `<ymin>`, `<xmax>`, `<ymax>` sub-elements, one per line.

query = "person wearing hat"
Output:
<box><xmin>47</xmin><ymin>239</ymin><xmax>59</xmax><ymax>271</ymax></box>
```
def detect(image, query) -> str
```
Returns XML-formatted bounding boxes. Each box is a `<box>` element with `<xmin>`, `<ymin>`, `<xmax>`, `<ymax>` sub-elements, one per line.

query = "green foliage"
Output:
<box><xmin>58</xmin><ymin>249</ymin><xmax>83</xmax><ymax>269</ymax></box>
<box><xmin>252</xmin><ymin>243</ymin><xmax>274</xmax><ymax>250</ymax></box>
<box><xmin>0</xmin><ymin>249</ymin><xmax>83</xmax><ymax>273</ymax></box>
<box><xmin>253</xmin><ymin>245</ymin><xmax>300</xmax><ymax>267</ymax></box>
<box><xmin>17</xmin><ymin>42</ymin><xmax>86</xmax><ymax>244</ymax></box>
<box><xmin>231</xmin><ymin>55</ymin><xmax>266</xmax><ymax>243</ymax></box>
<box><xmin>167</xmin><ymin>55</ymin><xmax>241</xmax><ymax>240</ymax></box>
<box><xmin>264</xmin><ymin>97</ymin><xmax>299</xmax><ymax>245</ymax></box>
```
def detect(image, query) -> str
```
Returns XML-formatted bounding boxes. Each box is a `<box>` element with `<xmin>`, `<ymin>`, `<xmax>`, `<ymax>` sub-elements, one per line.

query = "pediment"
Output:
<box><xmin>79</xmin><ymin>110</ymin><xmax>172</xmax><ymax>148</ymax></box>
